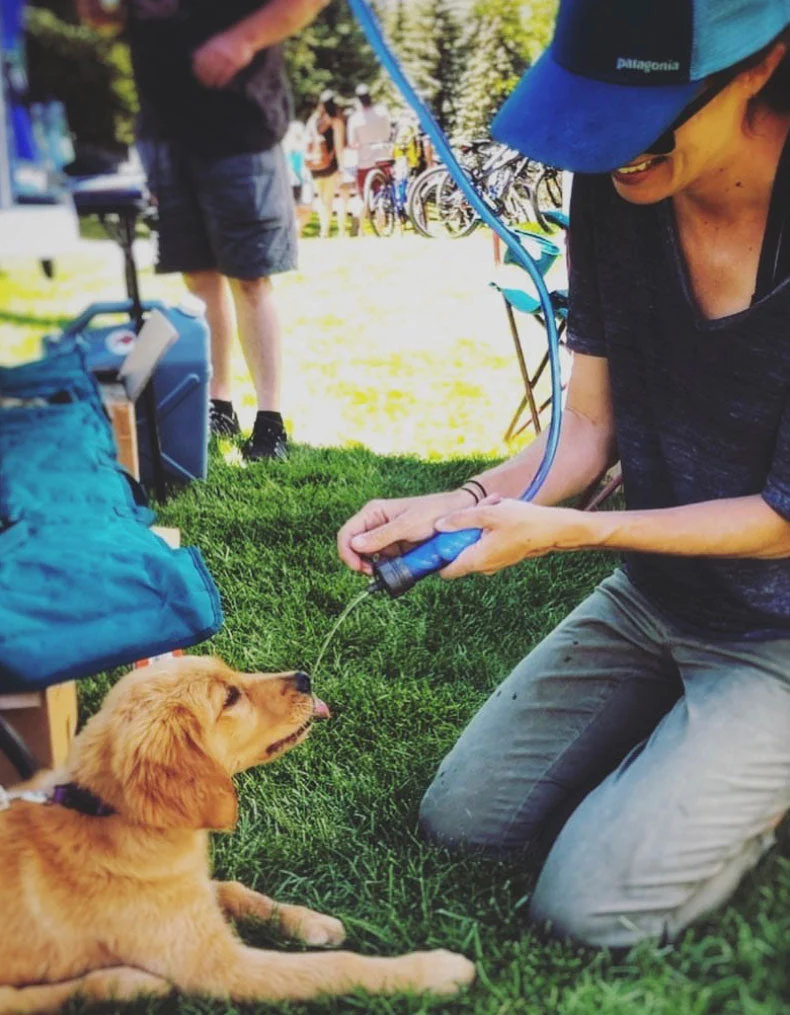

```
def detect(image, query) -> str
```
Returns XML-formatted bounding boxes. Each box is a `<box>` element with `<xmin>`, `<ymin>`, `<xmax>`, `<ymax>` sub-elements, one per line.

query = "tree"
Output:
<box><xmin>454</xmin><ymin>0</ymin><xmax>531</xmax><ymax>139</ymax></box>
<box><xmin>384</xmin><ymin>0</ymin><xmax>408</xmax><ymax>50</ymax></box>
<box><xmin>26</xmin><ymin>5</ymin><xmax>136</xmax><ymax>154</ymax></box>
<box><xmin>520</xmin><ymin>0</ymin><xmax>559</xmax><ymax>61</ymax></box>
<box><xmin>285</xmin><ymin>5</ymin><xmax>381</xmax><ymax>118</ymax></box>
<box><xmin>370</xmin><ymin>0</ymin><xmax>409</xmax><ymax>114</ymax></box>
<box><xmin>397</xmin><ymin>0</ymin><xmax>465</xmax><ymax>133</ymax></box>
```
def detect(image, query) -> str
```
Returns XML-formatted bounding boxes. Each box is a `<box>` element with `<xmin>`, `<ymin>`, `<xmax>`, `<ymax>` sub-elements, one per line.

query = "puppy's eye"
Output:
<box><xmin>223</xmin><ymin>686</ymin><xmax>242</xmax><ymax>709</ymax></box>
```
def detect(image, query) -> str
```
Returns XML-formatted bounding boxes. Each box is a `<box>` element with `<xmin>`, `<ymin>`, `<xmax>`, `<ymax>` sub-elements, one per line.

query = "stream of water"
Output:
<box><xmin>312</xmin><ymin>587</ymin><xmax>372</xmax><ymax>677</ymax></box>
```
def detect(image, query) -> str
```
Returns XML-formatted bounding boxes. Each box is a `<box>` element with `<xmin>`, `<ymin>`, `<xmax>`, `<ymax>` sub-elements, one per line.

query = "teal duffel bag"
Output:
<box><xmin>0</xmin><ymin>517</ymin><xmax>223</xmax><ymax>691</ymax></box>
<box><xmin>0</xmin><ymin>345</ymin><xmax>224</xmax><ymax>691</ymax></box>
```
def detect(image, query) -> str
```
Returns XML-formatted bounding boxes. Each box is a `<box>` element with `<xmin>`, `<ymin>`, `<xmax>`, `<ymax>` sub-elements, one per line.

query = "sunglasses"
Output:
<box><xmin>643</xmin><ymin>72</ymin><xmax>737</xmax><ymax>156</ymax></box>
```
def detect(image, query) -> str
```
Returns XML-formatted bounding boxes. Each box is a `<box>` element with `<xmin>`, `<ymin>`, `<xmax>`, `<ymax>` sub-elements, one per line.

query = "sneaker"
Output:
<box><xmin>242</xmin><ymin>416</ymin><xmax>288</xmax><ymax>461</ymax></box>
<box><xmin>209</xmin><ymin>401</ymin><xmax>240</xmax><ymax>438</ymax></box>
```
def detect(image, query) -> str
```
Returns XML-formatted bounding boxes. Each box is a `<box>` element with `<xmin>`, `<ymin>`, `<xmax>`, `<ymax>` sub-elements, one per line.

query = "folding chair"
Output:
<box><xmin>542</xmin><ymin>208</ymin><xmax>569</xmax><ymax>230</ymax></box>
<box><xmin>489</xmin><ymin>225</ymin><xmax>623</xmax><ymax>510</ymax></box>
<box><xmin>489</xmin><ymin>227</ymin><xmax>568</xmax><ymax>443</ymax></box>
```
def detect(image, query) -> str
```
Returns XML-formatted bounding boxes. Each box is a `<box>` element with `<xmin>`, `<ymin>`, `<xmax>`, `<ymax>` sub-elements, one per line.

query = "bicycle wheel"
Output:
<box><xmin>502</xmin><ymin>175</ymin><xmax>534</xmax><ymax>227</ymax></box>
<box><xmin>532</xmin><ymin>168</ymin><xmax>563</xmax><ymax>231</ymax></box>
<box><xmin>497</xmin><ymin>157</ymin><xmax>535</xmax><ymax>227</ymax></box>
<box><xmin>436</xmin><ymin>173</ymin><xmax>480</xmax><ymax>239</ymax></box>
<box><xmin>369</xmin><ymin>187</ymin><xmax>397</xmax><ymax>237</ymax></box>
<box><xmin>407</xmin><ymin>167</ymin><xmax>448</xmax><ymax>238</ymax></box>
<box><xmin>362</xmin><ymin>167</ymin><xmax>388</xmax><ymax>222</ymax></box>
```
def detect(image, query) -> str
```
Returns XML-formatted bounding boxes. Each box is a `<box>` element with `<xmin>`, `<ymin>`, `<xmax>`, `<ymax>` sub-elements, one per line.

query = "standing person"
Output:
<box><xmin>338</xmin><ymin>0</ymin><xmax>790</xmax><ymax>950</ymax></box>
<box><xmin>347</xmin><ymin>84</ymin><xmax>391</xmax><ymax>196</ymax></box>
<box><xmin>306</xmin><ymin>90</ymin><xmax>345</xmax><ymax>239</ymax></box>
<box><xmin>77</xmin><ymin>0</ymin><xmax>331</xmax><ymax>461</ymax></box>
<box><xmin>282</xmin><ymin>119</ymin><xmax>313</xmax><ymax>235</ymax></box>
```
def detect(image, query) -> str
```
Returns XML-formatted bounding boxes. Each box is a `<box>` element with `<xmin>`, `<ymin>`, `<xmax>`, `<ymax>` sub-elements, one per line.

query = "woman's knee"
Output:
<box><xmin>418</xmin><ymin>774</ymin><xmax>519</xmax><ymax>859</ymax></box>
<box><xmin>526</xmin><ymin>820</ymin><xmax>707</xmax><ymax>950</ymax></box>
<box><xmin>527</xmin><ymin>870</ymin><xmax>619</xmax><ymax>948</ymax></box>
<box><xmin>417</xmin><ymin>777</ymin><xmax>467</xmax><ymax>852</ymax></box>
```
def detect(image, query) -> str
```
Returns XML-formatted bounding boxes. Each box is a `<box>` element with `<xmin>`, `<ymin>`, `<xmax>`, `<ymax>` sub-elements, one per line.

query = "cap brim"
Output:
<box><xmin>491</xmin><ymin>49</ymin><xmax>701</xmax><ymax>174</ymax></box>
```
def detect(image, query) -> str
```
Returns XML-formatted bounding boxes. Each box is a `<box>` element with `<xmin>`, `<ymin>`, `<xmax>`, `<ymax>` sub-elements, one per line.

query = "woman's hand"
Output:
<box><xmin>192</xmin><ymin>29</ymin><xmax>254</xmax><ymax>88</ymax></box>
<box><xmin>337</xmin><ymin>490</ymin><xmax>475</xmax><ymax>576</ymax></box>
<box><xmin>435</xmin><ymin>495</ymin><xmax>590</xmax><ymax>579</ymax></box>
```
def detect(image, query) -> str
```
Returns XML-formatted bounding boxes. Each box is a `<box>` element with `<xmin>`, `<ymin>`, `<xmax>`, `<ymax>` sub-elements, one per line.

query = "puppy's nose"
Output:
<box><xmin>292</xmin><ymin>671</ymin><xmax>311</xmax><ymax>694</ymax></box>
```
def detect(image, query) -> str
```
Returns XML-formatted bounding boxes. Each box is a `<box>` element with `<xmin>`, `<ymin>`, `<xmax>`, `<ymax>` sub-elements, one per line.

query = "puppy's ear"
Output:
<box><xmin>117</xmin><ymin>703</ymin><xmax>238</xmax><ymax>831</ymax></box>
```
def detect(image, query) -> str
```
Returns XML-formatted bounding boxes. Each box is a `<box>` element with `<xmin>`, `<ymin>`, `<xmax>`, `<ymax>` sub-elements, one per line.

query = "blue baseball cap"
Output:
<box><xmin>492</xmin><ymin>0</ymin><xmax>790</xmax><ymax>173</ymax></box>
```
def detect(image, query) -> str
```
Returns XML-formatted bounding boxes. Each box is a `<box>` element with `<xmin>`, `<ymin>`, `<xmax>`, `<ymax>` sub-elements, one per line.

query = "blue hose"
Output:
<box><xmin>349</xmin><ymin>0</ymin><xmax>564</xmax><ymax>596</ymax></box>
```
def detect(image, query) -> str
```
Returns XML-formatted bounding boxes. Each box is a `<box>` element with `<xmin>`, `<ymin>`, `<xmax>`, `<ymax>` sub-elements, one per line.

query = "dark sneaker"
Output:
<box><xmin>209</xmin><ymin>401</ymin><xmax>240</xmax><ymax>438</ymax></box>
<box><xmin>242</xmin><ymin>417</ymin><xmax>288</xmax><ymax>461</ymax></box>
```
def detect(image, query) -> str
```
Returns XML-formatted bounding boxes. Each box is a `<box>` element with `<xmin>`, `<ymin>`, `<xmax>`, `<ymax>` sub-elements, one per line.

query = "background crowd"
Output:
<box><xmin>285</xmin><ymin>84</ymin><xmax>434</xmax><ymax>239</ymax></box>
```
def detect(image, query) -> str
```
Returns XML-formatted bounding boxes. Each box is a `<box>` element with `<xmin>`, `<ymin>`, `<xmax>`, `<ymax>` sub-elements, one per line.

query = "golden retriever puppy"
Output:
<box><xmin>0</xmin><ymin>656</ymin><xmax>475</xmax><ymax>1013</ymax></box>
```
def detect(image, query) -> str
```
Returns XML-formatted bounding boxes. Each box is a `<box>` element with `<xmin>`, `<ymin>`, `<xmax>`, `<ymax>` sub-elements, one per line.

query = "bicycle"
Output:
<box><xmin>407</xmin><ymin>138</ymin><xmax>498</xmax><ymax>238</ymax></box>
<box><xmin>362</xmin><ymin>157</ymin><xmax>413</xmax><ymax>237</ymax></box>
<box><xmin>529</xmin><ymin>165</ymin><xmax>564</xmax><ymax>232</ymax></box>
<box><xmin>409</xmin><ymin>142</ymin><xmax>537</xmax><ymax>239</ymax></box>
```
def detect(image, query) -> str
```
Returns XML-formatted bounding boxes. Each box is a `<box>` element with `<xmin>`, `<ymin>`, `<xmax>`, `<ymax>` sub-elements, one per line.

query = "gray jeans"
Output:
<box><xmin>419</xmin><ymin>569</ymin><xmax>790</xmax><ymax>948</ymax></box>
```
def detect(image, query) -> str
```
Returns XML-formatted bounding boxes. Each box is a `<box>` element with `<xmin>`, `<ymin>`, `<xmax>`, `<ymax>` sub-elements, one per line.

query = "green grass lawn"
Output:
<box><xmin>2</xmin><ymin>233</ymin><xmax>789</xmax><ymax>1014</ymax></box>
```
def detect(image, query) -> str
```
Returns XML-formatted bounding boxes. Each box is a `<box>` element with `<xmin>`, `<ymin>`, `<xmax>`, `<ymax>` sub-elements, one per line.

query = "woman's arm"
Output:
<box><xmin>337</xmin><ymin>352</ymin><xmax>616</xmax><ymax>573</ymax></box>
<box><xmin>435</xmin><ymin>494</ymin><xmax>790</xmax><ymax>579</ymax></box>
<box><xmin>469</xmin><ymin>351</ymin><xmax>617</xmax><ymax>505</ymax></box>
<box><xmin>581</xmin><ymin>495</ymin><xmax>790</xmax><ymax>559</ymax></box>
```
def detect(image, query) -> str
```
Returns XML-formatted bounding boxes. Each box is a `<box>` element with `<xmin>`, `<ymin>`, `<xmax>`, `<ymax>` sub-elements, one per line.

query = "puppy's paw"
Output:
<box><xmin>298</xmin><ymin>913</ymin><xmax>347</xmax><ymax>947</ymax></box>
<box><xmin>279</xmin><ymin>905</ymin><xmax>347</xmax><ymax>946</ymax></box>
<box><xmin>408</xmin><ymin>949</ymin><xmax>476</xmax><ymax>996</ymax></box>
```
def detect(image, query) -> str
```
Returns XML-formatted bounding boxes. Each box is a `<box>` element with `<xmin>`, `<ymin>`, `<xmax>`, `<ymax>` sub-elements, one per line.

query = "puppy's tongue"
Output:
<box><xmin>312</xmin><ymin>696</ymin><xmax>331</xmax><ymax>720</ymax></box>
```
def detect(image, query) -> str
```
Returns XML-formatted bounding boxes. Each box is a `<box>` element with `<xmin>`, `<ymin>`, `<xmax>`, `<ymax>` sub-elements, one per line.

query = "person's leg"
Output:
<box><xmin>292</xmin><ymin>184</ymin><xmax>312</xmax><ymax>235</ymax></box>
<box><xmin>183</xmin><ymin>270</ymin><xmax>236</xmax><ymax>403</ymax></box>
<box><xmin>336</xmin><ymin>184</ymin><xmax>349</xmax><ymax>238</ymax></box>
<box><xmin>419</xmin><ymin>570</ymin><xmax>682</xmax><ymax>857</ymax></box>
<box><xmin>227</xmin><ymin>276</ymin><xmax>281</xmax><ymax>412</ymax></box>
<box><xmin>296</xmin><ymin>202</ymin><xmax>313</xmax><ymax>234</ymax></box>
<box><xmin>314</xmin><ymin>175</ymin><xmax>337</xmax><ymax>238</ymax></box>
<box><xmin>192</xmin><ymin>146</ymin><xmax>296</xmax><ymax>459</ymax></box>
<box><xmin>135</xmin><ymin>139</ymin><xmax>237</xmax><ymax>436</ymax></box>
<box><xmin>529</xmin><ymin>633</ymin><xmax>790</xmax><ymax>948</ymax></box>
<box><xmin>348</xmin><ymin>194</ymin><xmax>363</xmax><ymax>237</ymax></box>
<box><xmin>356</xmin><ymin>167</ymin><xmax>371</xmax><ymax>194</ymax></box>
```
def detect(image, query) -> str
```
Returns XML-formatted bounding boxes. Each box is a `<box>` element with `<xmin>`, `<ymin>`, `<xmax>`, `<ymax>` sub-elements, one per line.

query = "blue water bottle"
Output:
<box><xmin>369</xmin><ymin>527</ymin><xmax>482</xmax><ymax>598</ymax></box>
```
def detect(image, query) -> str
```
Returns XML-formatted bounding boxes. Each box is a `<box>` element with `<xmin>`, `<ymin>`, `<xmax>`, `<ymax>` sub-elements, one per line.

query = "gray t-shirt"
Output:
<box><xmin>567</xmin><ymin>172</ymin><xmax>790</xmax><ymax>639</ymax></box>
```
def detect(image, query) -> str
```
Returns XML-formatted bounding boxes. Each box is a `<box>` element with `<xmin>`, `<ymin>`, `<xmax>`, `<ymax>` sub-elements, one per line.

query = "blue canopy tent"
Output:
<box><xmin>0</xmin><ymin>0</ymin><xmax>79</xmax><ymax>258</ymax></box>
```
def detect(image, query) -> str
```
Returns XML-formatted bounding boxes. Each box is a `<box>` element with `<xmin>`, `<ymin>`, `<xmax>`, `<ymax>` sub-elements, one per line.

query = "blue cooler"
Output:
<box><xmin>45</xmin><ymin>298</ymin><xmax>211</xmax><ymax>487</ymax></box>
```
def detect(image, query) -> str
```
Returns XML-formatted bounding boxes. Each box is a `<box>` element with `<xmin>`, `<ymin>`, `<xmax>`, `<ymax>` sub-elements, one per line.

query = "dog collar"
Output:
<box><xmin>0</xmin><ymin>782</ymin><xmax>115</xmax><ymax>817</ymax></box>
<box><xmin>51</xmin><ymin>783</ymin><xmax>116</xmax><ymax>817</ymax></box>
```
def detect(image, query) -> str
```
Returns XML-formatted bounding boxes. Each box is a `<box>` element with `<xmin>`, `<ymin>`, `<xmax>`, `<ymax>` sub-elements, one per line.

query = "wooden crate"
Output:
<box><xmin>0</xmin><ymin>682</ymin><xmax>78</xmax><ymax>786</ymax></box>
<box><xmin>101</xmin><ymin>382</ymin><xmax>140</xmax><ymax>479</ymax></box>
